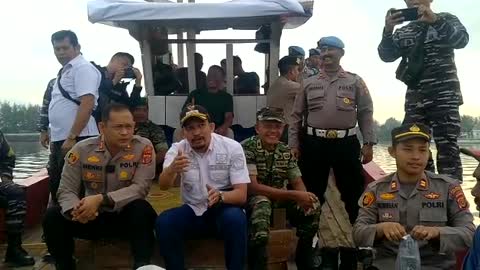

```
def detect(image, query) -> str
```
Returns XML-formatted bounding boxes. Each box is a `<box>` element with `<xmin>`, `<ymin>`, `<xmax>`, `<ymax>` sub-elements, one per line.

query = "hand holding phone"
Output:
<box><xmin>395</xmin><ymin>7</ymin><xmax>419</xmax><ymax>22</ymax></box>
<box><xmin>384</xmin><ymin>8</ymin><xmax>405</xmax><ymax>33</ymax></box>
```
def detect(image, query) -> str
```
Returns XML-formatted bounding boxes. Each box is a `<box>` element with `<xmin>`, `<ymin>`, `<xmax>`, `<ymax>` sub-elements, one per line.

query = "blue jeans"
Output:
<box><xmin>156</xmin><ymin>204</ymin><xmax>247</xmax><ymax>270</ymax></box>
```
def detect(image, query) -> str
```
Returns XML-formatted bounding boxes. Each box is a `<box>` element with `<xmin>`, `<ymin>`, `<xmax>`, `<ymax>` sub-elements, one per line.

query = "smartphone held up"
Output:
<box><xmin>394</xmin><ymin>7</ymin><xmax>419</xmax><ymax>22</ymax></box>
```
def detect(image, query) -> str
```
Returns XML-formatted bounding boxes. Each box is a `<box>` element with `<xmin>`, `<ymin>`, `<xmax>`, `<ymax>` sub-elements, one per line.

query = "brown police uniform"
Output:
<box><xmin>288</xmin><ymin>67</ymin><xmax>375</xmax><ymax>225</ymax></box>
<box><xmin>353</xmin><ymin>172</ymin><xmax>475</xmax><ymax>269</ymax></box>
<box><xmin>43</xmin><ymin>135</ymin><xmax>158</xmax><ymax>269</ymax></box>
<box><xmin>266</xmin><ymin>76</ymin><xmax>301</xmax><ymax>126</ymax></box>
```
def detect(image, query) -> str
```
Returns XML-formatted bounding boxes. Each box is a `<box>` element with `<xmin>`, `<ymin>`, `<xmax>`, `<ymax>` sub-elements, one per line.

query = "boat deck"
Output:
<box><xmin>0</xmin><ymin>171</ymin><xmax>358</xmax><ymax>270</ymax></box>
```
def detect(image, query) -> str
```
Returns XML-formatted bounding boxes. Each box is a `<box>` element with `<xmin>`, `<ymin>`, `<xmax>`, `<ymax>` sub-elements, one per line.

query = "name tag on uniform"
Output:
<box><xmin>422</xmin><ymin>201</ymin><xmax>445</xmax><ymax>208</ymax></box>
<box><xmin>377</xmin><ymin>202</ymin><xmax>398</xmax><ymax>209</ymax></box>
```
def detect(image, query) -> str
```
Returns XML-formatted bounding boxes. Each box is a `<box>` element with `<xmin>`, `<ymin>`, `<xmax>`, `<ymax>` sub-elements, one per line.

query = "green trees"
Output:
<box><xmin>0</xmin><ymin>102</ymin><xmax>40</xmax><ymax>133</ymax></box>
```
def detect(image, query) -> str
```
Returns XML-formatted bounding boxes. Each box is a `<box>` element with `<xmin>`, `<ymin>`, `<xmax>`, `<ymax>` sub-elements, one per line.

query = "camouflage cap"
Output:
<box><xmin>180</xmin><ymin>104</ymin><xmax>211</xmax><ymax>126</ymax></box>
<box><xmin>256</xmin><ymin>107</ymin><xmax>285</xmax><ymax>123</ymax></box>
<box><xmin>391</xmin><ymin>123</ymin><xmax>431</xmax><ymax>144</ymax></box>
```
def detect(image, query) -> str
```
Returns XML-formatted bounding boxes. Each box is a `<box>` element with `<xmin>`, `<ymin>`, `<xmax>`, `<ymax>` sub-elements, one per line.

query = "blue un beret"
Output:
<box><xmin>317</xmin><ymin>36</ymin><xmax>345</xmax><ymax>49</ymax></box>
<box><xmin>288</xmin><ymin>46</ymin><xmax>305</xmax><ymax>57</ymax></box>
<box><xmin>309</xmin><ymin>48</ymin><xmax>321</xmax><ymax>56</ymax></box>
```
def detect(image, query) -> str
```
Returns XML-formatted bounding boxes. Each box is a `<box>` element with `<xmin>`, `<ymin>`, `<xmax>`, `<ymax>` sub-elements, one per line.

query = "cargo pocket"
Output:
<box><xmin>336</xmin><ymin>92</ymin><xmax>355</xmax><ymax>111</ymax></box>
<box><xmin>419</xmin><ymin>209</ymin><xmax>447</xmax><ymax>226</ymax></box>
<box><xmin>306</xmin><ymin>88</ymin><xmax>325</xmax><ymax>111</ymax></box>
<box><xmin>82</xmin><ymin>170</ymin><xmax>104</xmax><ymax>192</ymax></box>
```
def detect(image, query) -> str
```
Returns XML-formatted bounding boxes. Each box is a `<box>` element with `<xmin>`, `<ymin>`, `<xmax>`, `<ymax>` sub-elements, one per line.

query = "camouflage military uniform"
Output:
<box><xmin>378</xmin><ymin>12</ymin><xmax>469</xmax><ymax>181</ymax></box>
<box><xmin>0</xmin><ymin>131</ymin><xmax>27</xmax><ymax>235</ymax></box>
<box><xmin>134</xmin><ymin>120</ymin><xmax>168</xmax><ymax>154</ymax></box>
<box><xmin>242</xmin><ymin>135</ymin><xmax>320</xmax><ymax>269</ymax></box>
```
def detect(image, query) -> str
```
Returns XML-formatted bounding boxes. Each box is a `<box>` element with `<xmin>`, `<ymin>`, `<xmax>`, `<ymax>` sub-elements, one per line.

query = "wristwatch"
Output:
<box><xmin>363</xmin><ymin>142</ymin><xmax>376</xmax><ymax>146</ymax></box>
<box><xmin>101</xmin><ymin>193</ymin><xmax>112</xmax><ymax>207</ymax></box>
<box><xmin>218</xmin><ymin>191</ymin><xmax>225</xmax><ymax>204</ymax></box>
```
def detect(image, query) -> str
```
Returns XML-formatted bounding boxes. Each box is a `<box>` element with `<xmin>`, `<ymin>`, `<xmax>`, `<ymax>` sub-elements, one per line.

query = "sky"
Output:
<box><xmin>0</xmin><ymin>0</ymin><xmax>478</xmax><ymax>123</ymax></box>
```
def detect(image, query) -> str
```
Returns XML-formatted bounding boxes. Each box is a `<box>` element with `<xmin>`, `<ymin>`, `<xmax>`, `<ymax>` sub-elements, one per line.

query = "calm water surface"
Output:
<box><xmin>9</xmin><ymin>140</ymin><xmax>480</xmax><ymax>223</ymax></box>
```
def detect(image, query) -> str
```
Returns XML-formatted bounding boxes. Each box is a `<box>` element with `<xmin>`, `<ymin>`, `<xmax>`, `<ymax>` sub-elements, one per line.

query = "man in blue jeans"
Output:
<box><xmin>156</xmin><ymin>105</ymin><xmax>250</xmax><ymax>270</ymax></box>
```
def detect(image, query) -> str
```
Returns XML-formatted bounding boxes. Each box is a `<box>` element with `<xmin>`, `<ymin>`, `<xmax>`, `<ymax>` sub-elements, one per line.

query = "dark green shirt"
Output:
<box><xmin>183</xmin><ymin>89</ymin><xmax>233</xmax><ymax>127</ymax></box>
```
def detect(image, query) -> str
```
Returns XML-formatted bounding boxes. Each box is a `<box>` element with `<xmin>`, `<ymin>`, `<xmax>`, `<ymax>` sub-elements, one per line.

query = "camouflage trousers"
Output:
<box><xmin>0</xmin><ymin>181</ymin><xmax>27</xmax><ymax>234</ymax></box>
<box><xmin>404</xmin><ymin>90</ymin><xmax>462</xmax><ymax>181</ymax></box>
<box><xmin>247</xmin><ymin>195</ymin><xmax>320</xmax><ymax>247</ymax></box>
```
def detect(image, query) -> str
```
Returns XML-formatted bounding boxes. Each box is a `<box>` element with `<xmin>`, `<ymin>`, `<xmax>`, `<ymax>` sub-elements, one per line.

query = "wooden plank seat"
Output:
<box><xmin>80</xmin><ymin>209</ymin><xmax>295</xmax><ymax>270</ymax></box>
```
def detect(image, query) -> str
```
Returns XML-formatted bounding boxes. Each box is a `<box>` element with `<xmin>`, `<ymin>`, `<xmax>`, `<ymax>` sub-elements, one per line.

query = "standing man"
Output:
<box><xmin>242</xmin><ymin>107</ymin><xmax>320</xmax><ymax>270</ymax></box>
<box><xmin>43</xmin><ymin>104</ymin><xmax>157</xmax><ymax>270</ymax></box>
<box><xmin>0</xmin><ymin>131</ymin><xmax>35</xmax><ymax>266</ymax></box>
<box><xmin>38</xmin><ymin>78</ymin><xmax>56</xmax><ymax>149</ymax></box>
<box><xmin>266</xmin><ymin>56</ymin><xmax>301</xmax><ymax>141</ymax></box>
<box><xmin>97</xmin><ymin>52</ymin><xmax>143</xmax><ymax>113</ymax></box>
<box><xmin>131</xmin><ymin>97</ymin><xmax>169</xmax><ymax>175</ymax></box>
<box><xmin>353</xmin><ymin>123</ymin><xmax>474</xmax><ymax>269</ymax></box>
<box><xmin>304</xmin><ymin>48</ymin><xmax>321</xmax><ymax>78</ymax></box>
<box><xmin>289</xmin><ymin>36</ymin><xmax>376</xmax><ymax>269</ymax></box>
<box><xmin>156</xmin><ymin>105</ymin><xmax>249</xmax><ymax>270</ymax></box>
<box><xmin>47</xmin><ymin>30</ymin><xmax>101</xmax><ymax>203</ymax></box>
<box><xmin>379</xmin><ymin>0</ymin><xmax>469</xmax><ymax>181</ymax></box>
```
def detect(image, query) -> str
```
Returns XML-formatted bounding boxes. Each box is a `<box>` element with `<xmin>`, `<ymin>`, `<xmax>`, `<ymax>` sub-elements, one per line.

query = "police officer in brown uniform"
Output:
<box><xmin>266</xmin><ymin>56</ymin><xmax>301</xmax><ymax>141</ymax></box>
<box><xmin>42</xmin><ymin>103</ymin><xmax>157</xmax><ymax>270</ymax></box>
<box><xmin>353</xmin><ymin>123</ymin><xmax>474</xmax><ymax>269</ymax></box>
<box><xmin>289</xmin><ymin>36</ymin><xmax>376</xmax><ymax>269</ymax></box>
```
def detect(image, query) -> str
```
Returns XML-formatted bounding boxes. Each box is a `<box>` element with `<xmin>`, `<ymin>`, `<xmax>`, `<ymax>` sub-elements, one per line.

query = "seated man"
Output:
<box><xmin>462</xmin><ymin>149</ymin><xmax>480</xmax><ymax>269</ymax></box>
<box><xmin>156</xmin><ymin>105</ymin><xmax>249</xmax><ymax>270</ymax></box>
<box><xmin>43</xmin><ymin>103</ymin><xmax>157</xmax><ymax>270</ymax></box>
<box><xmin>181</xmin><ymin>65</ymin><xmax>234</xmax><ymax>138</ymax></box>
<box><xmin>242</xmin><ymin>107</ymin><xmax>320</xmax><ymax>270</ymax></box>
<box><xmin>232</xmin><ymin>56</ymin><xmax>260</xmax><ymax>95</ymax></box>
<box><xmin>0</xmin><ymin>130</ymin><xmax>35</xmax><ymax>266</ymax></box>
<box><xmin>353</xmin><ymin>123</ymin><xmax>475</xmax><ymax>269</ymax></box>
<box><xmin>131</xmin><ymin>97</ymin><xmax>169</xmax><ymax>176</ymax></box>
<box><xmin>175</xmin><ymin>52</ymin><xmax>207</xmax><ymax>94</ymax></box>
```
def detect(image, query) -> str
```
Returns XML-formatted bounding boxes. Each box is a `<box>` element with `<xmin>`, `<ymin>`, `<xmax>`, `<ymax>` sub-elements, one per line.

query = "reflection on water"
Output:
<box><xmin>9</xmin><ymin>140</ymin><xmax>480</xmax><ymax>223</ymax></box>
<box><xmin>10</xmin><ymin>141</ymin><xmax>49</xmax><ymax>180</ymax></box>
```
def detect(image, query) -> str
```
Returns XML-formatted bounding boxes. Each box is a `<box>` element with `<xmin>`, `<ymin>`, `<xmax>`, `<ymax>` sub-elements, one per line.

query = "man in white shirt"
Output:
<box><xmin>47</xmin><ymin>30</ymin><xmax>101</xmax><ymax>203</ymax></box>
<box><xmin>156</xmin><ymin>105</ymin><xmax>250</xmax><ymax>270</ymax></box>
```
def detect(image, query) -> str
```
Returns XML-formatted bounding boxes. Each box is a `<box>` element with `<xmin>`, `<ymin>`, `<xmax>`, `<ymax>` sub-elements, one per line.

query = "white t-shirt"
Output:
<box><xmin>164</xmin><ymin>133</ymin><xmax>250</xmax><ymax>216</ymax></box>
<box><xmin>49</xmin><ymin>55</ymin><xmax>101</xmax><ymax>142</ymax></box>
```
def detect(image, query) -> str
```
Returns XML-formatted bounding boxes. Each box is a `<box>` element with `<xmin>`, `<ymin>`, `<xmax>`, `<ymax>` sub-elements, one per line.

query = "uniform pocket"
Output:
<box><xmin>336</xmin><ymin>90</ymin><xmax>355</xmax><ymax>111</ymax></box>
<box><xmin>82</xmin><ymin>170</ymin><xmax>104</xmax><ymax>191</ymax></box>
<box><xmin>306</xmin><ymin>88</ymin><xmax>326</xmax><ymax>111</ymax></box>
<box><xmin>209</xmin><ymin>169</ymin><xmax>229</xmax><ymax>182</ymax></box>
<box><xmin>419</xmin><ymin>208</ymin><xmax>448</xmax><ymax>226</ymax></box>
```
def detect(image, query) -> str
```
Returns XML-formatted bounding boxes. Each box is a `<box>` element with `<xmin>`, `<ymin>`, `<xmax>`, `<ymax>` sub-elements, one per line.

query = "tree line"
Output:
<box><xmin>0</xmin><ymin>101</ymin><xmax>479</xmax><ymax>139</ymax></box>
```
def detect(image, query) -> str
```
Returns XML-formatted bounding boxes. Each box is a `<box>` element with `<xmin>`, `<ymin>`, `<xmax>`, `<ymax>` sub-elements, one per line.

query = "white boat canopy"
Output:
<box><xmin>88</xmin><ymin>0</ymin><xmax>313</xmax><ymax>33</ymax></box>
<box><xmin>87</xmin><ymin>0</ymin><xmax>314</xmax><ymax>129</ymax></box>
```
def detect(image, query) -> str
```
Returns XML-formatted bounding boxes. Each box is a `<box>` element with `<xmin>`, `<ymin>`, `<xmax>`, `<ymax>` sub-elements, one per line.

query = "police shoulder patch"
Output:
<box><xmin>362</xmin><ymin>191</ymin><xmax>376</xmax><ymax>207</ymax></box>
<box><xmin>67</xmin><ymin>151</ymin><xmax>79</xmax><ymax>165</ymax></box>
<box><xmin>142</xmin><ymin>145</ymin><xmax>153</xmax><ymax>164</ymax></box>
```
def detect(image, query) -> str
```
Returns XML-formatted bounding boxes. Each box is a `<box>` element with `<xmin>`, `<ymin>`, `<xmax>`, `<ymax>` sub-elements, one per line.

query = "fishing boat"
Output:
<box><xmin>0</xmin><ymin>0</ymin><xmax>471</xmax><ymax>269</ymax></box>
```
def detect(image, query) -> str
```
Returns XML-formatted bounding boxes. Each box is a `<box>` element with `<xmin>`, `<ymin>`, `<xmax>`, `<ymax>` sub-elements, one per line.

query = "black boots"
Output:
<box><xmin>248</xmin><ymin>244</ymin><xmax>268</xmax><ymax>270</ymax></box>
<box><xmin>339</xmin><ymin>247</ymin><xmax>358</xmax><ymax>270</ymax></box>
<box><xmin>319</xmin><ymin>247</ymin><xmax>339</xmax><ymax>270</ymax></box>
<box><xmin>295</xmin><ymin>238</ymin><xmax>316</xmax><ymax>270</ymax></box>
<box><xmin>4</xmin><ymin>233</ymin><xmax>35</xmax><ymax>267</ymax></box>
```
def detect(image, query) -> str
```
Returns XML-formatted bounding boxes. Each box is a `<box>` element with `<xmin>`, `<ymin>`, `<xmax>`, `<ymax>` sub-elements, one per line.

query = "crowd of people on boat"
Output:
<box><xmin>1</xmin><ymin>0</ymin><xmax>480</xmax><ymax>269</ymax></box>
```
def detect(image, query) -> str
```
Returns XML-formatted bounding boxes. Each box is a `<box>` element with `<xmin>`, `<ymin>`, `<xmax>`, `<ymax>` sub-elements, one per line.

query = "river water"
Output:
<box><xmin>8</xmin><ymin>140</ymin><xmax>480</xmax><ymax>223</ymax></box>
